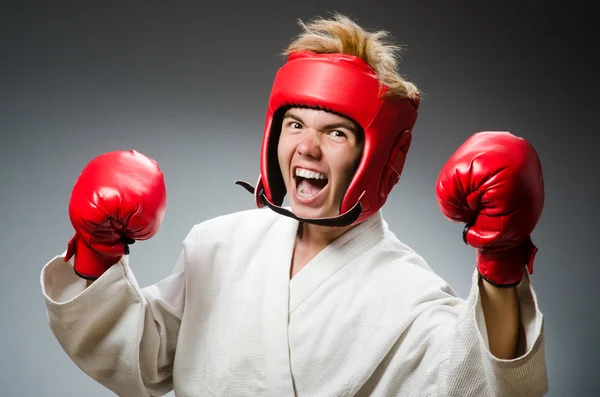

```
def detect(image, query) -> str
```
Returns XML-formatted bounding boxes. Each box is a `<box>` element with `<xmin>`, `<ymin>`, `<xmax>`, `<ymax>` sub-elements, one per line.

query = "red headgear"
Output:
<box><xmin>237</xmin><ymin>51</ymin><xmax>419</xmax><ymax>227</ymax></box>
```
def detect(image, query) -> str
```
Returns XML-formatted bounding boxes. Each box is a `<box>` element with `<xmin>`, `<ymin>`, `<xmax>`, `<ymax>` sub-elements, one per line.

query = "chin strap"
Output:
<box><xmin>235</xmin><ymin>180</ymin><xmax>363</xmax><ymax>227</ymax></box>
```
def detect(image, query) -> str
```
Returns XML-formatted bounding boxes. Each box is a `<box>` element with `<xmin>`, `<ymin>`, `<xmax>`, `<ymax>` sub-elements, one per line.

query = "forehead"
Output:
<box><xmin>283</xmin><ymin>107</ymin><xmax>359</xmax><ymax>128</ymax></box>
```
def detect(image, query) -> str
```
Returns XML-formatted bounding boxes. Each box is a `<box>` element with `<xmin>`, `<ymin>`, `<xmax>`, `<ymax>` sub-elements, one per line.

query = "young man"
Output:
<box><xmin>41</xmin><ymin>14</ymin><xmax>548</xmax><ymax>396</ymax></box>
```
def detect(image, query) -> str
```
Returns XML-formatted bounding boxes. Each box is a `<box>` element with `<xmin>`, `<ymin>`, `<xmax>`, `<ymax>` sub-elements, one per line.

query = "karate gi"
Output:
<box><xmin>41</xmin><ymin>208</ymin><xmax>548</xmax><ymax>396</ymax></box>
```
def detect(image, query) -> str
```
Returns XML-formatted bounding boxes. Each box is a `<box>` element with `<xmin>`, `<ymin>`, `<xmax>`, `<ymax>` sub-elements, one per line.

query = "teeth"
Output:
<box><xmin>297</xmin><ymin>183</ymin><xmax>314</xmax><ymax>199</ymax></box>
<box><xmin>295</xmin><ymin>168</ymin><xmax>327</xmax><ymax>180</ymax></box>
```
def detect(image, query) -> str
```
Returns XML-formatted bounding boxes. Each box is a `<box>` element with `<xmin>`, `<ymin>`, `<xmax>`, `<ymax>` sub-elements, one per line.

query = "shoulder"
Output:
<box><xmin>365</xmin><ymin>226</ymin><xmax>458</xmax><ymax>299</ymax></box>
<box><xmin>183</xmin><ymin>207</ymin><xmax>281</xmax><ymax>245</ymax></box>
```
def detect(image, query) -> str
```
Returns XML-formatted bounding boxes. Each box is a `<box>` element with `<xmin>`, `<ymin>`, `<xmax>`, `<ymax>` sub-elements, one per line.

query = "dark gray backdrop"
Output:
<box><xmin>1</xmin><ymin>1</ymin><xmax>596</xmax><ymax>396</ymax></box>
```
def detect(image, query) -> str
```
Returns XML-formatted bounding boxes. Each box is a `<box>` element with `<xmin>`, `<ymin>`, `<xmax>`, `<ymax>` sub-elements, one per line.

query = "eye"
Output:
<box><xmin>286</xmin><ymin>121</ymin><xmax>302</xmax><ymax>129</ymax></box>
<box><xmin>329</xmin><ymin>130</ymin><xmax>347</xmax><ymax>139</ymax></box>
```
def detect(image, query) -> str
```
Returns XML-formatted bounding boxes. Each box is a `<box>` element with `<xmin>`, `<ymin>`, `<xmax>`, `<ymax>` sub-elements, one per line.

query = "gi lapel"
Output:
<box><xmin>257</xmin><ymin>213</ymin><xmax>298</xmax><ymax>396</ymax></box>
<box><xmin>288</xmin><ymin>211</ymin><xmax>385</xmax><ymax>314</ymax></box>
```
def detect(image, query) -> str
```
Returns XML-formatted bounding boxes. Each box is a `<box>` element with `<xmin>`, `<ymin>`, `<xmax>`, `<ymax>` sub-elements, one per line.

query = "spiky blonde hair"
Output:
<box><xmin>282</xmin><ymin>13</ymin><xmax>420</xmax><ymax>100</ymax></box>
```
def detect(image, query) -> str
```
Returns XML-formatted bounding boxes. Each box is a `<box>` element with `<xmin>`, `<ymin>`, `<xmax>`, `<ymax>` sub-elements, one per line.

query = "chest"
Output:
<box><xmin>173</xmin><ymin>219</ymin><xmax>406</xmax><ymax>395</ymax></box>
<box><xmin>290</xmin><ymin>246</ymin><xmax>319</xmax><ymax>278</ymax></box>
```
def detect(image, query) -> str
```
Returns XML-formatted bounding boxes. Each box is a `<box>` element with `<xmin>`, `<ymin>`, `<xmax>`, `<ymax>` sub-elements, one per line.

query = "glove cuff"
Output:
<box><xmin>476</xmin><ymin>236</ymin><xmax>538</xmax><ymax>287</ymax></box>
<box><xmin>65</xmin><ymin>234</ymin><xmax>122</xmax><ymax>280</ymax></box>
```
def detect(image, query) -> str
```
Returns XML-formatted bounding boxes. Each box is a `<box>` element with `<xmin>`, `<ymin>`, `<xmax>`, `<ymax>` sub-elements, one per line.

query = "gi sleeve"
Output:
<box><xmin>436</xmin><ymin>268</ymin><xmax>548</xmax><ymax>396</ymax></box>
<box><xmin>40</xmin><ymin>244</ymin><xmax>187</xmax><ymax>397</ymax></box>
<box><xmin>413</xmin><ymin>268</ymin><xmax>549</xmax><ymax>397</ymax></box>
<box><xmin>359</xmin><ymin>265</ymin><xmax>548</xmax><ymax>397</ymax></box>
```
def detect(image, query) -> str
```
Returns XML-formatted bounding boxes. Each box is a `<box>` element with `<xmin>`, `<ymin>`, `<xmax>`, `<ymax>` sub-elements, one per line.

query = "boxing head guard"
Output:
<box><xmin>237</xmin><ymin>50</ymin><xmax>419</xmax><ymax>227</ymax></box>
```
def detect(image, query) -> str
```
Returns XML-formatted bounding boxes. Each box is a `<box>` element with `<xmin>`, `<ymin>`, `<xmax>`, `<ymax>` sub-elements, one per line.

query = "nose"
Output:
<box><xmin>296</xmin><ymin>129</ymin><xmax>321</xmax><ymax>159</ymax></box>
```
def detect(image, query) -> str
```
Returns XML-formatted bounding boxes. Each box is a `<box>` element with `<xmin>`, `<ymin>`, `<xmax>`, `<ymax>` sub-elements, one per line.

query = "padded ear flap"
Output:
<box><xmin>265</xmin><ymin>107</ymin><xmax>289</xmax><ymax>206</ymax></box>
<box><xmin>338</xmin><ymin>125</ymin><xmax>366</xmax><ymax>214</ymax></box>
<box><xmin>378</xmin><ymin>129</ymin><xmax>412</xmax><ymax>199</ymax></box>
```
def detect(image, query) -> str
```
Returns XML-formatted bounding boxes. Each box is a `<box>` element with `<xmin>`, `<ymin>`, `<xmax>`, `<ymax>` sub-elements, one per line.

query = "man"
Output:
<box><xmin>41</xmin><ymin>14</ymin><xmax>548</xmax><ymax>396</ymax></box>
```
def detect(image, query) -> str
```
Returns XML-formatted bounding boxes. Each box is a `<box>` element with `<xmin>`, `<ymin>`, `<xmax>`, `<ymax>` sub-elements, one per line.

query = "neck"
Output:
<box><xmin>290</xmin><ymin>219</ymin><xmax>361</xmax><ymax>279</ymax></box>
<box><xmin>296</xmin><ymin>221</ymin><xmax>355</xmax><ymax>251</ymax></box>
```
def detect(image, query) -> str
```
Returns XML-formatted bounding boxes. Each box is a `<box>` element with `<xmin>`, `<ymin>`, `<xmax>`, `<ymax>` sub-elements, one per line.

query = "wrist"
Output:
<box><xmin>480</xmin><ymin>275</ymin><xmax>518</xmax><ymax>294</ymax></box>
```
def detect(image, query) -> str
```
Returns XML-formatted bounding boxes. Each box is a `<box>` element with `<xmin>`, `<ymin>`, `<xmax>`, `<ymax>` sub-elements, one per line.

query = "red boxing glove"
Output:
<box><xmin>65</xmin><ymin>150</ymin><xmax>167</xmax><ymax>280</ymax></box>
<box><xmin>435</xmin><ymin>131</ymin><xmax>544</xmax><ymax>287</ymax></box>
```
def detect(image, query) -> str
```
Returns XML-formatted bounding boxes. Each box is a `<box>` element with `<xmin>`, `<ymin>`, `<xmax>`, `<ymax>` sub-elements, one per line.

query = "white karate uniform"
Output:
<box><xmin>41</xmin><ymin>208</ymin><xmax>548</xmax><ymax>396</ymax></box>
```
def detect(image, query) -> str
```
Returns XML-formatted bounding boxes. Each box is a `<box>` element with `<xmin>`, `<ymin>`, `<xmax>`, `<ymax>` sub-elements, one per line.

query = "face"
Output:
<box><xmin>277</xmin><ymin>107</ymin><xmax>363</xmax><ymax>221</ymax></box>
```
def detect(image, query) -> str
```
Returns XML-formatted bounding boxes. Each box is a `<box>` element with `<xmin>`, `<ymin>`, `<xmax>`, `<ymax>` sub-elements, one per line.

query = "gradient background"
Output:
<box><xmin>1</xmin><ymin>1</ymin><xmax>597</xmax><ymax>396</ymax></box>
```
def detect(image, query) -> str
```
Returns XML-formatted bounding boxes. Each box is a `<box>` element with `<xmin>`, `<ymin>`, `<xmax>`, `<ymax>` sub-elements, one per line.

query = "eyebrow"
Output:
<box><xmin>283</xmin><ymin>111</ymin><xmax>358</xmax><ymax>134</ymax></box>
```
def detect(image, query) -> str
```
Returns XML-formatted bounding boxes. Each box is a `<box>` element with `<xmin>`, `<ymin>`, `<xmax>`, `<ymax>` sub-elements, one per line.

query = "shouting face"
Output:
<box><xmin>277</xmin><ymin>107</ymin><xmax>363</xmax><ymax>221</ymax></box>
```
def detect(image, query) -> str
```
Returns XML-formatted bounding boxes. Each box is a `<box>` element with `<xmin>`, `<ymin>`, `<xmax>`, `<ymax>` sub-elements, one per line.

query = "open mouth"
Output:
<box><xmin>294</xmin><ymin>168</ymin><xmax>329</xmax><ymax>200</ymax></box>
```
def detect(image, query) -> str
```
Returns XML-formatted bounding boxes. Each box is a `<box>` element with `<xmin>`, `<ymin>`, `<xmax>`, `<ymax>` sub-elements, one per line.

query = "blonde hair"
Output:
<box><xmin>282</xmin><ymin>13</ymin><xmax>420</xmax><ymax>100</ymax></box>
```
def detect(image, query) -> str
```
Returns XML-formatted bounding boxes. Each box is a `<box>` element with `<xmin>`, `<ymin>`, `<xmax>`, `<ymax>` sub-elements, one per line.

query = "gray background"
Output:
<box><xmin>1</xmin><ymin>1</ymin><xmax>597</xmax><ymax>396</ymax></box>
